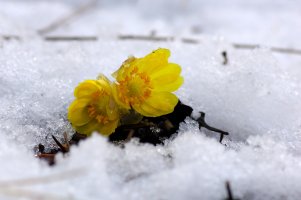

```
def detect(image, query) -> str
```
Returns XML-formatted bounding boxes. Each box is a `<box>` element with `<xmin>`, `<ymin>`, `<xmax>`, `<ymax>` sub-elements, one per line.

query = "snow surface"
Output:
<box><xmin>1</xmin><ymin>0</ymin><xmax>301</xmax><ymax>199</ymax></box>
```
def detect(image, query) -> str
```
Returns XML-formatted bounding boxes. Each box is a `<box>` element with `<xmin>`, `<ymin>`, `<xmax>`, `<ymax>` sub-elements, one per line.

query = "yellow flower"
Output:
<box><xmin>68</xmin><ymin>75</ymin><xmax>119</xmax><ymax>136</ymax></box>
<box><xmin>112</xmin><ymin>48</ymin><xmax>183</xmax><ymax>117</ymax></box>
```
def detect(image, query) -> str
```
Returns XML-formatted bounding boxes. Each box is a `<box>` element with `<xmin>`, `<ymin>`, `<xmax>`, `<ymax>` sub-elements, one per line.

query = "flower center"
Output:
<box><xmin>118</xmin><ymin>67</ymin><xmax>152</xmax><ymax>106</ymax></box>
<box><xmin>87</xmin><ymin>105</ymin><xmax>110</xmax><ymax>124</ymax></box>
<box><xmin>87</xmin><ymin>91</ymin><xmax>110</xmax><ymax>124</ymax></box>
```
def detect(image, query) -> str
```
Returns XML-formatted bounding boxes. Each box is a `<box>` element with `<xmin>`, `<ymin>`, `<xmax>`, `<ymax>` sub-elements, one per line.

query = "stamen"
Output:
<box><xmin>88</xmin><ymin>105</ymin><xmax>109</xmax><ymax>124</ymax></box>
<box><xmin>117</xmin><ymin>68</ymin><xmax>152</xmax><ymax>106</ymax></box>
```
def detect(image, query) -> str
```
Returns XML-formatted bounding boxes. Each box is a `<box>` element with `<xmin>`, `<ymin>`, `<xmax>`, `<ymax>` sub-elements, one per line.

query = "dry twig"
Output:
<box><xmin>225</xmin><ymin>181</ymin><xmax>240</xmax><ymax>200</ymax></box>
<box><xmin>0</xmin><ymin>35</ymin><xmax>21</xmax><ymax>41</ymax></box>
<box><xmin>3</xmin><ymin>32</ymin><xmax>301</xmax><ymax>56</ymax></box>
<box><xmin>118</xmin><ymin>35</ymin><xmax>174</xmax><ymax>42</ymax></box>
<box><xmin>222</xmin><ymin>51</ymin><xmax>228</xmax><ymax>65</ymax></box>
<box><xmin>44</xmin><ymin>36</ymin><xmax>97</xmax><ymax>41</ymax></box>
<box><xmin>118</xmin><ymin>34</ymin><xmax>301</xmax><ymax>56</ymax></box>
<box><xmin>233</xmin><ymin>43</ymin><xmax>301</xmax><ymax>55</ymax></box>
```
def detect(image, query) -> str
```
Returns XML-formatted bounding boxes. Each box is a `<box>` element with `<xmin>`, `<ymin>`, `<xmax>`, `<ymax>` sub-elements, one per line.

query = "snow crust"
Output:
<box><xmin>1</xmin><ymin>0</ymin><xmax>301</xmax><ymax>199</ymax></box>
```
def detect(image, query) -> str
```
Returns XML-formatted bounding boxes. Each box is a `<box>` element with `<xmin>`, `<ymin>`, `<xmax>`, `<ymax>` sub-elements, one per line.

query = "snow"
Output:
<box><xmin>1</xmin><ymin>0</ymin><xmax>301</xmax><ymax>199</ymax></box>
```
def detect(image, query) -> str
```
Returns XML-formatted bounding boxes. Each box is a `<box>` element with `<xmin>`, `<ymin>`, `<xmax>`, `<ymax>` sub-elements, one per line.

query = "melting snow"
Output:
<box><xmin>1</xmin><ymin>0</ymin><xmax>301</xmax><ymax>199</ymax></box>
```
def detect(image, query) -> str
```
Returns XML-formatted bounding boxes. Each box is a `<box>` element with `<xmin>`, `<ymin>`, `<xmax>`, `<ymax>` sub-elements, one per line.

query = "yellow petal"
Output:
<box><xmin>138</xmin><ymin>92</ymin><xmax>178</xmax><ymax>117</ymax></box>
<box><xmin>150</xmin><ymin>63</ymin><xmax>181</xmax><ymax>78</ymax></box>
<box><xmin>150</xmin><ymin>63</ymin><xmax>183</xmax><ymax>92</ymax></box>
<box><xmin>74</xmin><ymin>80</ymin><xmax>100</xmax><ymax>98</ymax></box>
<box><xmin>98</xmin><ymin>120</ymin><xmax>119</xmax><ymax>136</ymax></box>
<box><xmin>153</xmin><ymin>76</ymin><xmax>184</xmax><ymax>92</ymax></box>
<box><xmin>112</xmin><ymin>83</ymin><xmax>131</xmax><ymax>109</ymax></box>
<box><xmin>106</xmin><ymin>106</ymin><xmax>119</xmax><ymax>121</ymax></box>
<box><xmin>132</xmin><ymin>103</ymin><xmax>157</xmax><ymax>117</ymax></box>
<box><xmin>68</xmin><ymin>99</ymin><xmax>92</xmax><ymax>126</ymax></box>
<box><xmin>139</xmin><ymin>48</ymin><xmax>170</xmax><ymax>74</ymax></box>
<box><xmin>75</xmin><ymin>120</ymin><xmax>99</xmax><ymax>136</ymax></box>
<box><xmin>114</xmin><ymin>49</ymin><xmax>169</xmax><ymax>81</ymax></box>
<box><xmin>112</xmin><ymin>56</ymin><xmax>137</xmax><ymax>81</ymax></box>
<box><xmin>96</xmin><ymin>74</ymin><xmax>112</xmax><ymax>94</ymax></box>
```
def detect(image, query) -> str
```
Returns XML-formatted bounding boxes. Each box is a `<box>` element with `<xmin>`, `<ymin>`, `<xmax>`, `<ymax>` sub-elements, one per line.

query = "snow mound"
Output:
<box><xmin>1</xmin><ymin>0</ymin><xmax>301</xmax><ymax>199</ymax></box>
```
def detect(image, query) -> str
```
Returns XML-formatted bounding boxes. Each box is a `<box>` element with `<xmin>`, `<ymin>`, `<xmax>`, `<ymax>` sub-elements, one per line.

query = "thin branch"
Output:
<box><xmin>232</xmin><ymin>43</ymin><xmax>260</xmax><ymax>49</ymax></box>
<box><xmin>36</xmin><ymin>153</ymin><xmax>55</xmax><ymax>159</ymax></box>
<box><xmin>225</xmin><ymin>181</ymin><xmax>234</xmax><ymax>200</ymax></box>
<box><xmin>233</xmin><ymin>43</ymin><xmax>301</xmax><ymax>55</ymax></box>
<box><xmin>52</xmin><ymin>135</ymin><xmax>68</xmax><ymax>153</ymax></box>
<box><xmin>38</xmin><ymin>0</ymin><xmax>98</xmax><ymax>35</ymax></box>
<box><xmin>63</xmin><ymin>132</ymin><xmax>70</xmax><ymax>152</ymax></box>
<box><xmin>270</xmin><ymin>47</ymin><xmax>301</xmax><ymax>54</ymax></box>
<box><xmin>3</xmin><ymin>32</ymin><xmax>301</xmax><ymax>56</ymax></box>
<box><xmin>182</xmin><ymin>38</ymin><xmax>199</xmax><ymax>44</ymax></box>
<box><xmin>225</xmin><ymin>181</ymin><xmax>240</xmax><ymax>200</ymax></box>
<box><xmin>118</xmin><ymin>34</ymin><xmax>301</xmax><ymax>56</ymax></box>
<box><xmin>196</xmin><ymin>111</ymin><xmax>229</xmax><ymax>144</ymax></box>
<box><xmin>0</xmin><ymin>35</ymin><xmax>21</xmax><ymax>41</ymax></box>
<box><xmin>118</xmin><ymin>35</ymin><xmax>174</xmax><ymax>42</ymax></box>
<box><xmin>44</xmin><ymin>36</ymin><xmax>98</xmax><ymax>41</ymax></box>
<box><xmin>222</xmin><ymin>51</ymin><xmax>228</xmax><ymax>65</ymax></box>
